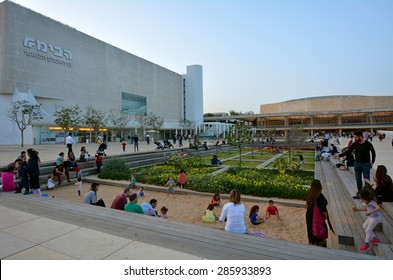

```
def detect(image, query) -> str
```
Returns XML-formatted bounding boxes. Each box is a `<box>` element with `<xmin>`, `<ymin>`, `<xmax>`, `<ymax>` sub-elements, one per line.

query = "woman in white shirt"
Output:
<box><xmin>219</xmin><ymin>189</ymin><xmax>247</xmax><ymax>234</ymax></box>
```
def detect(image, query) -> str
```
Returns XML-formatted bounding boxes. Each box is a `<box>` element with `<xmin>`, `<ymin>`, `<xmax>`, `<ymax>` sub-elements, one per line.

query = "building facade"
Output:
<box><xmin>204</xmin><ymin>95</ymin><xmax>393</xmax><ymax>138</ymax></box>
<box><xmin>0</xmin><ymin>1</ymin><xmax>203</xmax><ymax>145</ymax></box>
<box><xmin>258</xmin><ymin>96</ymin><xmax>393</xmax><ymax>135</ymax></box>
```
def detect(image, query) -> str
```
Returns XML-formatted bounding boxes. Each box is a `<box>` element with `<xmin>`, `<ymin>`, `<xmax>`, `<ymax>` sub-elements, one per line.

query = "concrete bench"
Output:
<box><xmin>0</xmin><ymin>192</ymin><xmax>383</xmax><ymax>260</ymax></box>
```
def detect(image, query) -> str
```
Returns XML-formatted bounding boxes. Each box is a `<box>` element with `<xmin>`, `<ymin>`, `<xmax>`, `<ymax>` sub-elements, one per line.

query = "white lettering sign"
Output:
<box><xmin>23</xmin><ymin>36</ymin><xmax>72</xmax><ymax>61</ymax></box>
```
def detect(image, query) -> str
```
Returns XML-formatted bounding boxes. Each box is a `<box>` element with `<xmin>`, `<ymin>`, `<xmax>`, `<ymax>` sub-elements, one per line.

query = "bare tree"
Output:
<box><xmin>53</xmin><ymin>105</ymin><xmax>83</xmax><ymax>141</ymax></box>
<box><xmin>133</xmin><ymin>113</ymin><xmax>148</xmax><ymax>136</ymax></box>
<box><xmin>108</xmin><ymin>108</ymin><xmax>133</xmax><ymax>140</ymax></box>
<box><xmin>227</xmin><ymin>121</ymin><xmax>252</xmax><ymax>167</ymax></box>
<box><xmin>84</xmin><ymin>106</ymin><xmax>107</xmax><ymax>143</ymax></box>
<box><xmin>7</xmin><ymin>100</ymin><xmax>43</xmax><ymax>147</ymax></box>
<box><xmin>286</xmin><ymin>125</ymin><xmax>307</xmax><ymax>161</ymax></box>
<box><xmin>146</xmin><ymin>112</ymin><xmax>163</xmax><ymax>131</ymax></box>
<box><xmin>178</xmin><ymin>118</ymin><xmax>195</xmax><ymax>136</ymax></box>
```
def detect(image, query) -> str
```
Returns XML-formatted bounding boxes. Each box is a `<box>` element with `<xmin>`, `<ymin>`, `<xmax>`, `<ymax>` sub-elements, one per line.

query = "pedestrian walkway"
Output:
<box><xmin>0</xmin><ymin>203</ymin><xmax>200</xmax><ymax>260</ymax></box>
<box><xmin>0</xmin><ymin>141</ymin><xmax>161</xmax><ymax>167</ymax></box>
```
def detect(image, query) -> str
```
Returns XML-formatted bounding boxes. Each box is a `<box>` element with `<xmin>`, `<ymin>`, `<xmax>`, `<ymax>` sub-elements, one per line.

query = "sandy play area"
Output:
<box><xmin>45</xmin><ymin>182</ymin><xmax>308</xmax><ymax>244</ymax></box>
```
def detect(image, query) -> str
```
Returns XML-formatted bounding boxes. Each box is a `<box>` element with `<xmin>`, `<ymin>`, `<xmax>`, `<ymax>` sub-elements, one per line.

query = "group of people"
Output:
<box><xmin>308</xmin><ymin>130</ymin><xmax>392</xmax><ymax>251</ymax></box>
<box><xmin>306</xmin><ymin>175</ymin><xmax>393</xmax><ymax>251</ymax></box>
<box><xmin>82</xmin><ymin>182</ymin><xmax>169</xmax><ymax>218</ymax></box>
<box><xmin>201</xmin><ymin>190</ymin><xmax>279</xmax><ymax>235</ymax></box>
<box><xmin>1</xmin><ymin>149</ymin><xmax>41</xmax><ymax>195</ymax></box>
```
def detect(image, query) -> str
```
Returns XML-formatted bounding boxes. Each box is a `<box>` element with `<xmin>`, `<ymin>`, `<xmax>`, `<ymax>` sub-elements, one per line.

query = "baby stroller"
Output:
<box><xmin>154</xmin><ymin>140</ymin><xmax>164</xmax><ymax>150</ymax></box>
<box><xmin>163</xmin><ymin>139</ymin><xmax>174</xmax><ymax>149</ymax></box>
<box><xmin>97</xmin><ymin>142</ymin><xmax>107</xmax><ymax>156</ymax></box>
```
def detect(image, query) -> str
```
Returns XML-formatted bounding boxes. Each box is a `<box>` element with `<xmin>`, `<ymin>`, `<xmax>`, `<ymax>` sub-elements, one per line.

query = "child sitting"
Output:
<box><xmin>160</xmin><ymin>206</ymin><xmax>169</xmax><ymax>219</ymax></box>
<box><xmin>202</xmin><ymin>204</ymin><xmax>217</xmax><ymax>223</ymax></box>
<box><xmin>129</xmin><ymin>174</ymin><xmax>137</xmax><ymax>188</ymax></box>
<box><xmin>249</xmin><ymin>205</ymin><xmax>265</xmax><ymax>225</ymax></box>
<box><xmin>47</xmin><ymin>175</ymin><xmax>55</xmax><ymax>190</ymax></box>
<box><xmin>0</xmin><ymin>163</ymin><xmax>16</xmax><ymax>192</ymax></box>
<box><xmin>265</xmin><ymin>200</ymin><xmax>280</xmax><ymax>219</ymax></box>
<box><xmin>138</xmin><ymin>187</ymin><xmax>144</xmax><ymax>197</ymax></box>
<box><xmin>74</xmin><ymin>166</ymin><xmax>82</xmax><ymax>179</ymax></box>
<box><xmin>210</xmin><ymin>192</ymin><xmax>221</xmax><ymax>206</ymax></box>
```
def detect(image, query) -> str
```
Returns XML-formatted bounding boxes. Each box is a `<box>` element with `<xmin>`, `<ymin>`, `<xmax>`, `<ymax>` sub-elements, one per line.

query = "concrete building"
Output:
<box><xmin>0</xmin><ymin>1</ymin><xmax>203</xmax><ymax>145</ymax></box>
<box><xmin>204</xmin><ymin>95</ymin><xmax>393</xmax><ymax>138</ymax></box>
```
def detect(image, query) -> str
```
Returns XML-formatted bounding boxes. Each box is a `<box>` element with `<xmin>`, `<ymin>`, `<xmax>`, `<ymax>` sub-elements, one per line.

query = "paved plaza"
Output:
<box><xmin>0</xmin><ymin>137</ymin><xmax>392</xmax><ymax>259</ymax></box>
<box><xmin>0</xmin><ymin>137</ymin><xmax>392</xmax><ymax>171</ymax></box>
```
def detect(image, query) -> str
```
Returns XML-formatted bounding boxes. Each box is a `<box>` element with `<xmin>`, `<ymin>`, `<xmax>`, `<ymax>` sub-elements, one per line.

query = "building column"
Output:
<box><xmin>337</xmin><ymin>115</ymin><xmax>342</xmax><ymax>136</ymax></box>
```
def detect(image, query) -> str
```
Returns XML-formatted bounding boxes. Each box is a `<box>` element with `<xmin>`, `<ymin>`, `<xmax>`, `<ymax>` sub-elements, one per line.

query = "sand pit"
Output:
<box><xmin>45</xmin><ymin>182</ymin><xmax>308</xmax><ymax>244</ymax></box>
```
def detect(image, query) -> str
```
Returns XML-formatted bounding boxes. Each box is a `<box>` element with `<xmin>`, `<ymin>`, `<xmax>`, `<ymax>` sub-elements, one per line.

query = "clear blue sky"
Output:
<box><xmin>10</xmin><ymin>0</ymin><xmax>393</xmax><ymax>114</ymax></box>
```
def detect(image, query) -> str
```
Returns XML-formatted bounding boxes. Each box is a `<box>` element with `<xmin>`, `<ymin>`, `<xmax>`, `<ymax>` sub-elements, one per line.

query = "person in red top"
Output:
<box><xmin>95</xmin><ymin>153</ymin><xmax>104</xmax><ymax>173</ymax></box>
<box><xmin>121</xmin><ymin>140</ymin><xmax>127</xmax><ymax>152</ymax></box>
<box><xmin>178</xmin><ymin>169</ymin><xmax>186</xmax><ymax>189</ymax></box>
<box><xmin>211</xmin><ymin>192</ymin><xmax>221</xmax><ymax>206</ymax></box>
<box><xmin>110</xmin><ymin>187</ymin><xmax>131</xmax><ymax>210</ymax></box>
<box><xmin>265</xmin><ymin>200</ymin><xmax>279</xmax><ymax>219</ymax></box>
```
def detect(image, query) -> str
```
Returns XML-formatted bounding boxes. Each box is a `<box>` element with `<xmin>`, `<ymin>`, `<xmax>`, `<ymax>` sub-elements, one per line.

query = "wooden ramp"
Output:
<box><xmin>0</xmin><ymin>192</ymin><xmax>382</xmax><ymax>260</ymax></box>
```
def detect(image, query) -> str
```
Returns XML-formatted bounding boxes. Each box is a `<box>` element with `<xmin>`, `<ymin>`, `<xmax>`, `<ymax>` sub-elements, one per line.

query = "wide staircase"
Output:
<box><xmin>25</xmin><ymin>145</ymin><xmax>233</xmax><ymax>189</ymax></box>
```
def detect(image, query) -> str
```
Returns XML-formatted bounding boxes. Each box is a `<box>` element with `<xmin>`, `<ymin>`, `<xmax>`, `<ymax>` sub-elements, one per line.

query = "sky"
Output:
<box><xmin>9</xmin><ymin>0</ymin><xmax>393</xmax><ymax>114</ymax></box>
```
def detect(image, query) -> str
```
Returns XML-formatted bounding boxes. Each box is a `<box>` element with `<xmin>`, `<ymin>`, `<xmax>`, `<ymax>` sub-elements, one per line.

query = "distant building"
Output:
<box><xmin>204</xmin><ymin>95</ymin><xmax>393</xmax><ymax>137</ymax></box>
<box><xmin>0</xmin><ymin>1</ymin><xmax>203</xmax><ymax>144</ymax></box>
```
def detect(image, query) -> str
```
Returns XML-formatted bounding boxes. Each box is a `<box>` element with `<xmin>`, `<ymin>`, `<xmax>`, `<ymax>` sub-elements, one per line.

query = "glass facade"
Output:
<box><xmin>121</xmin><ymin>92</ymin><xmax>147</xmax><ymax>115</ymax></box>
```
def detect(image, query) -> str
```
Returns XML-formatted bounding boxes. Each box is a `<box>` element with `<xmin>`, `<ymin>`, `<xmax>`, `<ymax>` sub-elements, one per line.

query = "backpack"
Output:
<box><xmin>312</xmin><ymin>205</ymin><xmax>328</xmax><ymax>239</ymax></box>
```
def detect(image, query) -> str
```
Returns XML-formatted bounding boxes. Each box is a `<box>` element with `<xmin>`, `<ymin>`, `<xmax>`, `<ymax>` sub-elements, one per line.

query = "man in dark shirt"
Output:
<box><xmin>110</xmin><ymin>187</ymin><xmax>130</xmax><ymax>210</ymax></box>
<box><xmin>133</xmin><ymin>135</ymin><xmax>139</xmax><ymax>152</ymax></box>
<box><xmin>337</xmin><ymin>131</ymin><xmax>376</xmax><ymax>199</ymax></box>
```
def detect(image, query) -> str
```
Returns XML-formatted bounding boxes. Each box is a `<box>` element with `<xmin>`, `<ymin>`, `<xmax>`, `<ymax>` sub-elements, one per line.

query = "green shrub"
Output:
<box><xmin>99</xmin><ymin>157</ymin><xmax>130</xmax><ymax>180</ymax></box>
<box><xmin>134</xmin><ymin>164</ymin><xmax>312</xmax><ymax>200</ymax></box>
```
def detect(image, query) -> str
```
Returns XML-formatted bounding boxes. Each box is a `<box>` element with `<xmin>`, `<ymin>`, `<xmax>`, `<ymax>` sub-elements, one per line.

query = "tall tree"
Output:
<box><xmin>53</xmin><ymin>105</ymin><xmax>83</xmax><ymax>141</ymax></box>
<box><xmin>107</xmin><ymin>108</ymin><xmax>133</xmax><ymax>140</ymax></box>
<box><xmin>84</xmin><ymin>106</ymin><xmax>107</xmax><ymax>143</ymax></box>
<box><xmin>226</xmin><ymin>121</ymin><xmax>252</xmax><ymax>167</ymax></box>
<box><xmin>7</xmin><ymin>100</ymin><xmax>43</xmax><ymax>147</ymax></box>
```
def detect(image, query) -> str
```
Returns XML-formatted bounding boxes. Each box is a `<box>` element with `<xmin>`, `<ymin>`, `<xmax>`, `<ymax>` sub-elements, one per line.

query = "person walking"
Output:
<box><xmin>65</xmin><ymin>132</ymin><xmax>76</xmax><ymax>155</ymax></box>
<box><xmin>178</xmin><ymin>134</ymin><xmax>183</xmax><ymax>147</ymax></box>
<box><xmin>121</xmin><ymin>139</ymin><xmax>127</xmax><ymax>152</ymax></box>
<box><xmin>336</xmin><ymin>131</ymin><xmax>376</xmax><ymax>199</ymax></box>
<box><xmin>352</xmin><ymin>188</ymin><xmax>382</xmax><ymax>251</ymax></box>
<box><xmin>133</xmin><ymin>134</ymin><xmax>139</xmax><ymax>152</ymax></box>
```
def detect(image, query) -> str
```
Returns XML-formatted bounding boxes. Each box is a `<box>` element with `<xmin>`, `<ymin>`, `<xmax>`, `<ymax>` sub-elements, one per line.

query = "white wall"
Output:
<box><xmin>0</xmin><ymin>2</ymin><xmax>201</xmax><ymax>145</ymax></box>
<box><xmin>183</xmin><ymin>65</ymin><xmax>203</xmax><ymax>124</ymax></box>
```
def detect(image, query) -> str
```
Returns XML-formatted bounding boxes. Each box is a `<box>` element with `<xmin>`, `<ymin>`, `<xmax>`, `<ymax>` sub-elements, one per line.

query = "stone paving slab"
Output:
<box><xmin>104</xmin><ymin>241</ymin><xmax>201</xmax><ymax>260</ymax></box>
<box><xmin>2</xmin><ymin>217</ymin><xmax>80</xmax><ymax>244</ymax></box>
<box><xmin>0</xmin><ymin>231</ymin><xmax>36</xmax><ymax>259</ymax></box>
<box><xmin>4</xmin><ymin>245</ymin><xmax>77</xmax><ymax>260</ymax></box>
